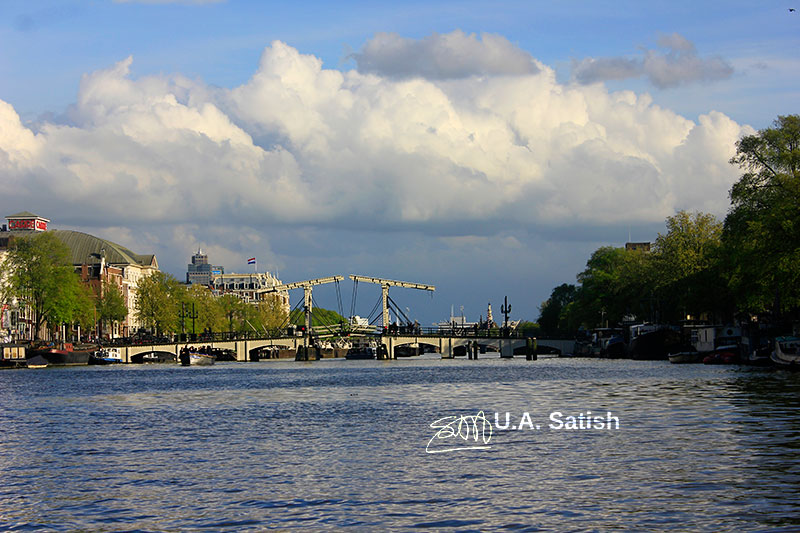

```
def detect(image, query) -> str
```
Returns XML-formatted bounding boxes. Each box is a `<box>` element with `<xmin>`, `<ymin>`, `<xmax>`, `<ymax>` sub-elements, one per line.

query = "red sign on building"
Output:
<box><xmin>6</xmin><ymin>214</ymin><xmax>49</xmax><ymax>232</ymax></box>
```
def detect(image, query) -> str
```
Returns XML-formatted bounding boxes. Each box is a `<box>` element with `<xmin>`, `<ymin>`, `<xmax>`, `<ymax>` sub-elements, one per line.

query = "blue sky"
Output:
<box><xmin>1</xmin><ymin>0</ymin><xmax>798</xmax><ymax>325</ymax></box>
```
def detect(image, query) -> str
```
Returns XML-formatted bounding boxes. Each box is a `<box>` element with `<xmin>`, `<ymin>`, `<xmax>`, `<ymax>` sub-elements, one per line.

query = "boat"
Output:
<box><xmin>27</xmin><ymin>342</ymin><xmax>98</xmax><ymax>365</ymax></box>
<box><xmin>745</xmin><ymin>342</ymin><xmax>773</xmax><ymax>367</ymax></box>
<box><xmin>189</xmin><ymin>352</ymin><xmax>215</xmax><ymax>365</ymax></box>
<box><xmin>208</xmin><ymin>347</ymin><xmax>236</xmax><ymax>361</ymax></box>
<box><xmin>771</xmin><ymin>337</ymin><xmax>800</xmax><ymax>368</ymax></box>
<box><xmin>178</xmin><ymin>347</ymin><xmax>215</xmax><ymax>366</ymax></box>
<box><xmin>627</xmin><ymin>324</ymin><xmax>682</xmax><ymax>360</ymax></box>
<box><xmin>395</xmin><ymin>344</ymin><xmax>423</xmax><ymax>357</ymax></box>
<box><xmin>88</xmin><ymin>348</ymin><xmax>123</xmax><ymax>365</ymax></box>
<box><xmin>668</xmin><ymin>350</ymin><xmax>702</xmax><ymax>364</ymax></box>
<box><xmin>602</xmin><ymin>333</ymin><xmax>626</xmax><ymax>358</ymax></box>
<box><xmin>25</xmin><ymin>355</ymin><xmax>49</xmax><ymax>369</ymax></box>
<box><xmin>131</xmin><ymin>350</ymin><xmax>176</xmax><ymax>364</ymax></box>
<box><xmin>703</xmin><ymin>345</ymin><xmax>740</xmax><ymax>365</ymax></box>
<box><xmin>345</xmin><ymin>341</ymin><xmax>378</xmax><ymax>360</ymax></box>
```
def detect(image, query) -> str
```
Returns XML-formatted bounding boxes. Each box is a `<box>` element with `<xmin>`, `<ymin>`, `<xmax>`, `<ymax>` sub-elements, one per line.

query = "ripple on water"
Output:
<box><xmin>0</xmin><ymin>358</ymin><xmax>799</xmax><ymax>531</ymax></box>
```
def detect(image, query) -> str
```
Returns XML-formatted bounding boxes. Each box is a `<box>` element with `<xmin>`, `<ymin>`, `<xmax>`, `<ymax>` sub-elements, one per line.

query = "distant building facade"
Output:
<box><xmin>54</xmin><ymin>229</ymin><xmax>159</xmax><ymax>337</ymax></box>
<box><xmin>0</xmin><ymin>212</ymin><xmax>52</xmax><ymax>339</ymax></box>
<box><xmin>211</xmin><ymin>272</ymin><xmax>290</xmax><ymax>313</ymax></box>
<box><xmin>186</xmin><ymin>249</ymin><xmax>224</xmax><ymax>285</ymax></box>
<box><xmin>0</xmin><ymin>212</ymin><xmax>159</xmax><ymax>340</ymax></box>
<box><xmin>625</xmin><ymin>242</ymin><xmax>651</xmax><ymax>252</ymax></box>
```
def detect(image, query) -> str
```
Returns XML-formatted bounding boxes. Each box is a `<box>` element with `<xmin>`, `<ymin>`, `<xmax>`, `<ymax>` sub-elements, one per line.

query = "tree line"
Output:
<box><xmin>537</xmin><ymin>114</ymin><xmax>799</xmax><ymax>337</ymax></box>
<box><xmin>2</xmin><ymin>231</ymin><xmax>127</xmax><ymax>340</ymax></box>
<box><xmin>129</xmin><ymin>271</ymin><xmax>294</xmax><ymax>338</ymax></box>
<box><xmin>0</xmin><ymin>233</ymin><xmax>295</xmax><ymax>340</ymax></box>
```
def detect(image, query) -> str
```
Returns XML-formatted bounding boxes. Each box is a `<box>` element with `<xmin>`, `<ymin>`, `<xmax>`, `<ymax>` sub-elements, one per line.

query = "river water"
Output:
<box><xmin>1</xmin><ymin>356</ymin><xmax>798</xmax><ymax>531</ymax></box>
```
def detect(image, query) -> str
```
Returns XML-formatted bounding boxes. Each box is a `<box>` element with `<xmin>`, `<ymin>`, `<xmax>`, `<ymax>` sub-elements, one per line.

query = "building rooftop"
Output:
<box><xmin>50</xmin><ymin>230</ymin><xmax>158</xmax><ymax>268</ymax></box>
<box><xmin>6</xmin><ymin>211</ymin><xmax>48</xmax><ymax>219</ymax></box>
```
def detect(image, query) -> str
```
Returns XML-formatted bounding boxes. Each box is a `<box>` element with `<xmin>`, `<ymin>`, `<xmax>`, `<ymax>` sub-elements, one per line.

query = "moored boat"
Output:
<box><xmin>628</xmin><ymin>324</ymin><xmax>682</xmax><ymax>360</ymax></box>
<box><xmin>88</xmin><ymin>348</ymin><xmax>123</xmax><ymax>365</ymax></box>
<box><xmin>27</xmin><ymin>342</ymin><xmax>98</xmax><ymax>366</ymax></box>
<box><xmin>26</xmin><ymin>355</ymin><xmax>49</xmax><ymax>369</ymax></box>
<box><xmin>703</xmin><ymin>345</ymin><xmax>740</xmax><ymax>365</ymax></box>
<box><xmin>771</xmin><ymin>337</ymin><xmax>800</xmax><ymax>368</ymax></box>
<box><xmin>603</xmin><ymin>334</ymin><xmax>626</xmax><ymax>358</ymax></box>
<box><xmin>746</xmin><ymin>343</ymin><xmax>773</xmax><ymax>367</ymax></box>
<box><xmin>131</xmin><ymin>350</ymin><xmax>176</xmax><ymax>364</ymax></box>
<box><xmin>345</xmin><ymin>342</ymin><xmax>378</xmax><ymax>360</ymax></box>
<box><xmin>668</xmin><ymin>350</ymin><xmax>702</xmax><ymax>364</ymax></box>
<box><xmin>588</xmin><ymin>328</ymin><xmax>624</xmax><ymax>357</ymax></box>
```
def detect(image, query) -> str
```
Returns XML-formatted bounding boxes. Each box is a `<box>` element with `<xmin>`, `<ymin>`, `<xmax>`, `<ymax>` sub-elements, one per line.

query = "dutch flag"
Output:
<box><xmin>247</xmin><ymin>257</ymin><xmax>256</xmax><ymax>264</ymax></box>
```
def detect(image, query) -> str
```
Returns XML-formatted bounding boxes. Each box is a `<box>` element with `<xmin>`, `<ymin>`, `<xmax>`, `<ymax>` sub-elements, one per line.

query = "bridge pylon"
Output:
<box><xmin>349</xmin><ymin>275</ymin><xmax>435</xmax><ymax>330</ymax></box>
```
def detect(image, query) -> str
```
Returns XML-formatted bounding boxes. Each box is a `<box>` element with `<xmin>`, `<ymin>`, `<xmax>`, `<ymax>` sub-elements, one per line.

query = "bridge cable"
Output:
<box><xmin>310</xmin><ymin>294</ymin><xmax>346</xmax><ymax>339</ymax></box>
<box><xmin>277</xmin><ymin>295</ymin><xmax>306</xmax><ymax>333</ymax></box>
<box><xmin>335</xmin><ymin>280</ymin><xmax>344</xmax><ymax>319</ymax></box>
<box><xmin>387</xmin><ymin>294</ymin><xmax>413</xmax><ymax>325</ymax></box>
<box><xmin>365</xmin><ymin>295</ymin><xmax>383</xmax><ymax>325</ymax></box>
<box><xmin>350</xmin><ymin>279</ymin><xmax>358</xmax><ymax>320</ymax></box>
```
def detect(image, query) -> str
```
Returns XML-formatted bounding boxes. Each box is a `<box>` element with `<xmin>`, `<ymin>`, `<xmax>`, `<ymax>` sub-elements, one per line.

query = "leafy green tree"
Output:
<box><xmin>255</xmin><ymin>294</ymin><xmax>289</xmax><ymax>335</ymax></box>
<box><xmin>516</xmin><ymin>321</ymin><xmax>542</xmax><ymax>337</ymax></box>
<box><xmin>568</xmin><ymin>245</ymin><xmax>656</xmax><ymax>329</ymax></box>
<box><xmin>98</xmin><ymin>280</ymin><xmax>127</xmax><ymax>337</ymax></box>
<box><xmin>290</xmin><ymin>307</ymin><xmax>346</xmax><ymax>328</ymax></box>
<box><xmin>538</xmin><ymin>283</ymin><xmax>577</xmax><ymax>336</ymax></box>
<box><xmin>574</xmin><ymin>247</ymin><xmax>631</xmax><ymax>327</ymax></box>
<box><xmin>5</xmin><ymin>232</ymin><xmax>85</xmax><ymax>339</ymax></box>
<box><xmin>135</xmin><ymin>271</ymin><xmax>184</xmax><ymax>335</ymax></box>
<box><xmin>725</xmin><ymin>114</ymin><xmax>800</xmax><ymax>314</ymax></box>
<box><xmin>217</xmin><ymin>293</ymin><xmax>247</xmax><ymax>333</ymax></box>
<box><xmin>72</xmin><ymin>282</ymin><xmax>98</xmax><ymax>337</ymax></box>
<box><xmin>184</xmin><ymin>284</ymin><xmax>221</xmax><ymax>334</ymax></box>
<box><xmin>652</xmin><ymin>211</ymin><xmax>728</xmax><ymax>322</ymax></box>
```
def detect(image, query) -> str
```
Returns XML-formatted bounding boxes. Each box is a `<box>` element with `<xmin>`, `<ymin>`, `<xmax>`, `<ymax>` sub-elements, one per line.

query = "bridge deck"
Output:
<box><xmin>112</xmin><ymin>334</ymin><xmax>574</xmax><ymax>362</ymax></box>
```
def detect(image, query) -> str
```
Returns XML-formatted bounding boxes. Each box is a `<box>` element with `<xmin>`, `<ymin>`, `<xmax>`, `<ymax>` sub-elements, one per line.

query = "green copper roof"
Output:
<box><xmin>50</xmin><ymin>230</ymin><xmax>157</xmax><ymax>268</ymax></box>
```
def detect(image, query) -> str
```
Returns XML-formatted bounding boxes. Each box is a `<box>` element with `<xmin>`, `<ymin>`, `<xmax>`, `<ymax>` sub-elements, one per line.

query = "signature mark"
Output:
<box><xmin>426</xmin><ymin>411</ymin><xmax>493</xmax><ymax>454</ymax></box>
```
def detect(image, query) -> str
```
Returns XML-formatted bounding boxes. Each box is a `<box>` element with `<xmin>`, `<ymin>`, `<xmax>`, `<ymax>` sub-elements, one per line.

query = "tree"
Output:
<box><xmin>255</xmin><ymin>294</ymin><xmax>289</xmax><ymax>335</ymax></box>
<box><xmin>725</xmin><ymin>114</ymin><xmax>800</xmax><ymax>314</ymax></box>
<box><xmin>290</xmin><ymin>307</ymin><xmax>346</xmax><ymax>328</ymax></box>
<box><xmin>652</xmin><ymin>211</ymin><xmax>728</xmax><ymax>322</ymax></box>
<box><xmin>566</xmin><ymin>244</ymin><xmax>656</xmax><ymax>329</ymax></box>
<box><xmin>72</xmin><ymin>282</ymin><xmax>98</xmax><ymax>337</ymax></box>
<box><xmin>217</xmin><ymin>293</ymin><xmax>247</xmax><ymax>333</ymax></box>
<box><xmin>135</xmin><ymin>271</ymin><xmax>183</xmax><ymax>335</ymax></box>
<box><xmin>573</xmin><ymin>247</ymin><xmax>634</xmax><ymax>327</ymax></box>
<box><xmin>538</xmin><ymin>283</ymin><xmax>577</xmax><ymax>336</ymax></box>
<box><xmin>184</xmin><ymin>284</ymin><xmax>221</xmax><ymax>334</ymax></box>
<box><xmin>5</xmin><ymin>232</ymin><xmax>85</xmax><ymax>340</ymax></box>
<box><xmin>98</xmin><ymin>280</ymin><xmax>127</xmax><ymax>337</ymax></box>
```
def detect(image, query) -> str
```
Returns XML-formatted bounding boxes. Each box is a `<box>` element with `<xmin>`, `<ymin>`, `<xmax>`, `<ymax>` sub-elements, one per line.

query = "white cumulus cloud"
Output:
<box><xmin>0</xmin><ymin>34</ymin><xmax>751</xmax><ymax>278</ymax></box>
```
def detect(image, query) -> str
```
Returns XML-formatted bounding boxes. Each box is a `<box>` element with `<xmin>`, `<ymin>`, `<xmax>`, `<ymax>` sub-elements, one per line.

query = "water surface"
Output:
<box><xmin>1</xmin><ymin>357</ymin><xmax>798</xmax><ymax>531</ymax></box>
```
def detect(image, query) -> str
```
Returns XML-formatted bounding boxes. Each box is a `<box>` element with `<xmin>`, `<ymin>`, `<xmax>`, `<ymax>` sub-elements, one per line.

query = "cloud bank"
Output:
<box><xmin>1</xmin><ymin>31</ymin><xmax>750</xmax><ymax>268</ymax></box>
<box><xmin>572</xmin><ymin>33</ymin><xmax>734</xmax><ymax>88</ymax></box>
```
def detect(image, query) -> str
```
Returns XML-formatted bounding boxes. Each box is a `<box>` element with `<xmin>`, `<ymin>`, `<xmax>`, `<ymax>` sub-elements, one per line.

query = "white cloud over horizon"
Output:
<box><xmin>1</xmin><ymin>34</ymin><xmax>751</xmax><ymax>228</ymax></box>
<box><xmin>0</xmin><ymin>31</ymin><xmax>753</xmax><ymax>318</ymax></box>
